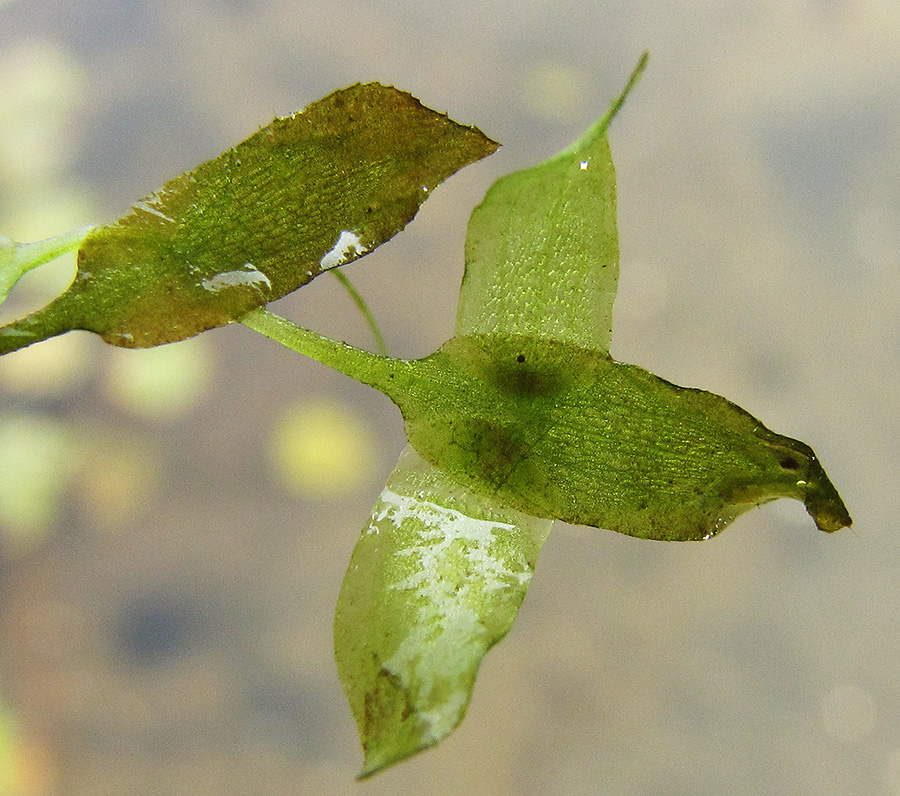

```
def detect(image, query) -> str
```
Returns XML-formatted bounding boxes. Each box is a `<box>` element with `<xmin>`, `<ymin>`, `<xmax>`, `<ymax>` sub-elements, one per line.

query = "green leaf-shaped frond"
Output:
<box><xmin>0</xmin><ymin>83</ymin><xmax>497</xmax><ymax>355</ymax></box>
<box><xmin>455</xmin><ymin>56</ymin><xmax>647</xmax><ymax>350</ymax></box>
<box><xmin>334</xmin><ymin>445</ymin><xmax>552</xmax><ymax>777</ymax></box>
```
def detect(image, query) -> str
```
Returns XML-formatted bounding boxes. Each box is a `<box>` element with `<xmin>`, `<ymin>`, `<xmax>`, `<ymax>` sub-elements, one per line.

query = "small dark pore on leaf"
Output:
<box><xmin>500</xmin><ymin>365</ymin><xmax>558</xmax><ymax>397</ymax></box>
<box><xmin>780</xmin><ymin>456</ymin><xmax>800</xmax><ymax>470</ymax></box>
<box><xmin>516</xmin><ymin>354</ymin><xmax>526</xmax><ymax>363</ymax></box>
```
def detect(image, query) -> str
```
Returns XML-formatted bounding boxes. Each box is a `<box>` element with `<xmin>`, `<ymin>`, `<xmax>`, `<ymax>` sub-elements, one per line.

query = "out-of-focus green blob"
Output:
<box><xmin>0</xmin><ymin>331</ymin><xmax>93</xmax><ymax>395</ymax></box>
<box><xmin>0</xmin><ymin>83</ymin><xmax>497</xmax><ymax>353</ymax></box>
<box><xmin>0</xmin><ymin>413</ymin><xmax>74</xmax><ymax>553</ymax></box>
<box><xmin>334</xmin><ymin>445</ymin><xmax>551</xmax><ymax>778</ymax></box>
<box><xmin>104</xmin><ymin>336</ymin><xmax>213</xmax><ymax>419</ymax></box>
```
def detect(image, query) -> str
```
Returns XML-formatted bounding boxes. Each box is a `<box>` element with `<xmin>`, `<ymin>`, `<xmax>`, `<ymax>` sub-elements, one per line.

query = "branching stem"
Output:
<box><xmin>239</xmin><ymin>307</ymin><xmax>405</xmax><ymax>394</ymax></box>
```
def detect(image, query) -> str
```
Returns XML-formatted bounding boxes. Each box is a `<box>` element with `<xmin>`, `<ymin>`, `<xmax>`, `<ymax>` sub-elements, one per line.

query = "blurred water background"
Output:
<box><xmin>0</xmin><ymin>1</ymin><xmax>895</xmax><ymax>794</ymax></box>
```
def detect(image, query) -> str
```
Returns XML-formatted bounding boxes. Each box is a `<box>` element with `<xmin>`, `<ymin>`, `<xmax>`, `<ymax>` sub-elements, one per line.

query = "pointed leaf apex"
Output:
<box><xmin>558</xmin><ymin>51</ymin><xmax>648</xmax><ymax>159</ymax></box>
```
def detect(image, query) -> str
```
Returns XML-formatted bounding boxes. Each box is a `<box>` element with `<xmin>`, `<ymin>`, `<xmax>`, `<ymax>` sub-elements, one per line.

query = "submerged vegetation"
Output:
<box><xmin>0</xmin><ymin>54</ymin><xmax>850</xmax><ymax>776</ymax></box>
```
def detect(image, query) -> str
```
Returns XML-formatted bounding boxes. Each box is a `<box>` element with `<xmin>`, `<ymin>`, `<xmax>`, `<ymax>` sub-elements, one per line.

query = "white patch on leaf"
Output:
<box><xmin>373</xmin><ymin>487</ymin><xmax>529</xmax><ymax>592</ymax></box>
<box><xmin>201</xmin><ymin>264</ymin><xmax>272</xmax><ymax>293</ymax></box>
<box><xmin>365</xmin><ymin>486</ymin><xmax>534</xmax><ymax>742</ymax></box>
<box><xmin>320</xmin><ymin>230</ymin><xmax>367</xmax><ymax>270</ymax></box>
<box><xmin>134</xmin><ymin>199</ymin><xmax>175</xmax><ymax>223</ymax></box>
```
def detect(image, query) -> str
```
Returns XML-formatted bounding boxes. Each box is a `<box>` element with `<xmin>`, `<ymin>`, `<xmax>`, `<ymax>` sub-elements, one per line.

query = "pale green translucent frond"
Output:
<box><xmin>334</xmin><ymin>445</ymin><xmax>552</xmax><ymax>777</ymax></box>
<box><xmin>456</xmin><ymin>55</ymin><xmax>646</xmax><ymax>351</ymax></box>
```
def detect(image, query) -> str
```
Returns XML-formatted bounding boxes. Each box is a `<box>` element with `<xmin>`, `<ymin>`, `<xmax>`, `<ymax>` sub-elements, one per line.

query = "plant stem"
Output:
<box><xmin>0</xmin><ymin>226</ymin><xmax>95</xmax><ymax>303</ymax></box>
<box><xmin>330</xmin><ymin>269</ymin><xmax>389</xmax><ymax>357</ymax></box>
<box><xmin>15</xmin><ymin>225</ymin><xmax>94</xmax><ymax>271</ymax></box>
<box><xmin>0</xmin><ymin>226</ymin><xmax>97</xmax><ymax>355</ymax></box>
<box><xmin>239</xmin><ymin>307</ymin><xmax>405</xmax><ymax>393</ymax></box>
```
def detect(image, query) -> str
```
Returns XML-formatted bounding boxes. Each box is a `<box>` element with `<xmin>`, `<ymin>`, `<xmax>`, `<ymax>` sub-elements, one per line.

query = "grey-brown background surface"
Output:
<box><xmin>0</xmin><ymin>1</ymin><xmax>894</xmax><ymax>794</ymax></box>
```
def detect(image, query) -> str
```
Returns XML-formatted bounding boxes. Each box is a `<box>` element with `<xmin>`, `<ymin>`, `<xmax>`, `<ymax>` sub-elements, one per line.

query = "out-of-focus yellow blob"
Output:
<box><xmin>0</xmin><ymin>332</ymin><xmax>95</xmax><ymax>395</ymax></box>
<box><xmin>76</xmin><ymin>430</ymin><xmax>160</xmax><ymax>531</ymax></box>
<box><xmin>105</xmin><ymin>336</ymin><xmax>213</xmax><ymax>420</ymax></box>
<box><xmin>0</xmin><ymin>249</ymin><xmax>78</xmax><ymax>326</ymax></box>
<box><xmin>0</xmin><ymin>703</ymin><xmax>56</xmax><ymax>796</ymax></box>
<box><xmin>521</xmin><ymin>61</ymin><xmax>586</xmax><ymax>121</ymax></box>
<box><xmin>269</xmin><ymin>399</ymin><xmax>375</xmax><ymax>498</ymax></box>
<box><xmin>0</xmin><ymin>702</ymin><xmax>18</xmax><ymax>795</ymax></box>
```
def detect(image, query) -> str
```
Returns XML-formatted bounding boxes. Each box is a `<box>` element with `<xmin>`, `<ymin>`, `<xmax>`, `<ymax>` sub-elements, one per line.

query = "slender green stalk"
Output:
<box><xmin>239</xmin><ymin>307</ymin><xmax>404</xmax><ymax>392</ymax></box>
<box><xmin>5</xmin><ymin>225</ymin><xmax>94</xmax><ymax>273</ymax></box>
<box><xmin>0</xmin><ymin>225</ymin><xmax>95</xmax><ymax>306</ymax></box>
<box><xmin>330</xmin><ymin>269</ymin><xmax>389</xmax><ymax>357</ymax></box>
<box><xmin>0</xmin><ymin>226</ymin><xmax>97</xmax><ymax>355</ymax></box>
<box><xmin>557</xmin><ymin>52</ymin><xmax>647</xmax><ymax>160</ymax></box>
